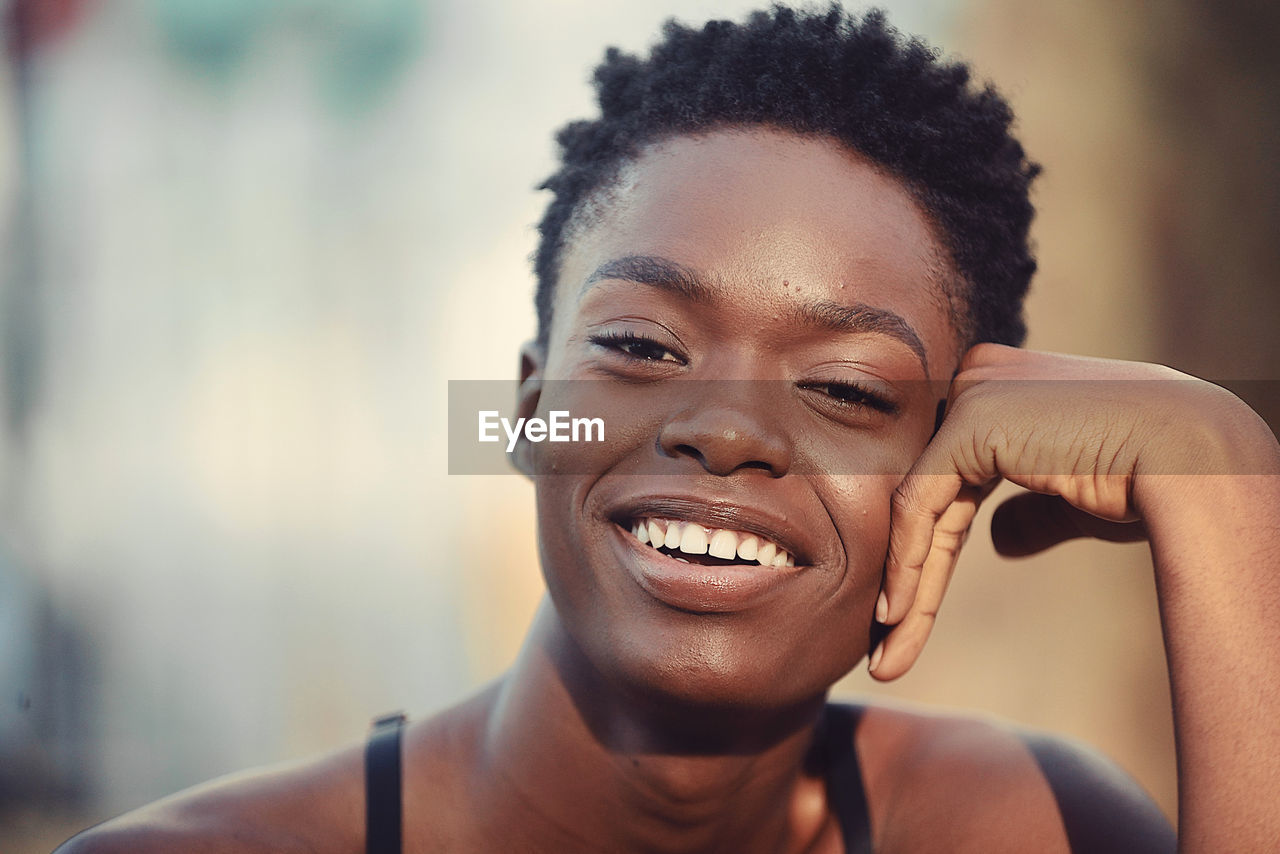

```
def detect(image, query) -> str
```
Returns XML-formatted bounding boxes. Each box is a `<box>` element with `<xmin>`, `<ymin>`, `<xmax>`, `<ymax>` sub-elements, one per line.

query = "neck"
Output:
<box><xmin>477</xmin><ymin>599</ymin><xmax>834</xmax><ymax>854</ymax></box>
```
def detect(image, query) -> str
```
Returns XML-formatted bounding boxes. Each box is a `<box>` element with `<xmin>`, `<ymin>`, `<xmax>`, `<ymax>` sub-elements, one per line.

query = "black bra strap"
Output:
<box><xmin>364</xmin><ymin>708</ymin><xmax>875</xmax><ymax>854</ymax></box>
<box><xmin>1021</xmin><ymin>732</ymin><xmax>1176</xmax><ymax>854</ymax></box>
<box><xmin>823</xmin><ymin>703</ymin><xmax>873</xmax><ymax>854</ymax></box>
<box><xmin>365</xmin><ymin>712</ymin><xmax>407</xmax><ymax>854</ymax></box>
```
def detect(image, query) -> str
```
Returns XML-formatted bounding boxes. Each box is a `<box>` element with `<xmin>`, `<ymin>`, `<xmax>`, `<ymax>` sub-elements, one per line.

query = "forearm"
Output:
<box><xmin>1136</xmin><ymin>412</ymin><xmax>1280</xmax><ymax>851</ymax></box>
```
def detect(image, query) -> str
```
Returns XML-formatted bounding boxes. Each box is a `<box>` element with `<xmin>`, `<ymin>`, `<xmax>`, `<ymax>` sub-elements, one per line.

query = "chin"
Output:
<box><xmin>583</xmin><ymin>606</ymin><xmax>867</xmax><ymax>716</ymax></box>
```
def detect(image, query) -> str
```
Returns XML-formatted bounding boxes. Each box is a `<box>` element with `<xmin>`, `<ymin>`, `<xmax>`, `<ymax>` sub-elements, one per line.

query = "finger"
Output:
<box><xmin>871</xmin><ymin>487</ymin><xmax>983</xmax><ymax>679</ymax></box>
<box><xmin>882</xmin><ymin>471</ymin><xmax>963</xmax><ymax>626</ymax></box>
<box><xmin>990</xmin><ymin>492</ymin><xmax>1148</xmax><ymax>557</ymax></box>
<box><xmin>883</xmin><ymin>377</ymin><xmax>1009</xmax><ymax>625</ymax></box>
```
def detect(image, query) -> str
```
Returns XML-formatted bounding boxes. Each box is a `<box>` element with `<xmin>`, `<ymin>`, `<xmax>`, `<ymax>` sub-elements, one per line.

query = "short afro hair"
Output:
<box><xmin>533</xmin><ymin>4</ymin><xmax>1040</xmax><ymax>350</ymax></box>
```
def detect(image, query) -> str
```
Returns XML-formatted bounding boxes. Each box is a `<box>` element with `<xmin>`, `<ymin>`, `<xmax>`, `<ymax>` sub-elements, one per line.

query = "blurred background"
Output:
<box><xmin>1</xmin><ymin>0</ymin><xmax>1276</xmax><ymax>849</ymax></box>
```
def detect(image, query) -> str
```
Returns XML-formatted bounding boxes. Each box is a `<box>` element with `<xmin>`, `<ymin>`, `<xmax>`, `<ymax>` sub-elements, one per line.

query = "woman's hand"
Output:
<box><xmin>870</xmin><ymin>342</ymin><xmax>1280</xmax><ymax>850</ymax></box>
<box><xmin>870</xmin><ymin>342</ymin><xmax>1273</xmax><ymax>680</ymax></box>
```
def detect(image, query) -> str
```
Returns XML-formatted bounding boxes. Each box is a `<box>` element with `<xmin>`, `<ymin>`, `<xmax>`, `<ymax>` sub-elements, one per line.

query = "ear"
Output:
<box><xmin>511</xmin><ymin>340</ymin><xmax>544</xmax><ymax>477</ymax></box>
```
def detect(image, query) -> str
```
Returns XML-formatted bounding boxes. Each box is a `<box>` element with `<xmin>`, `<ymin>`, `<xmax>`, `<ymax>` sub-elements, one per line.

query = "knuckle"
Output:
<box><xmin>886</xmin><ymin>544</ymin><xmax>923</xmax><ymax>579</ymax></box>
<box><xmin>890</xmin><ymin>483</ymin><xmax>934</xmax><ymax>523</ymax></box>
<box><xmin>890</xmin><ymin>483</ymin><xmax>914</xmax><ymax>512</ymax></box>
<box><xmin>959</xmin><ymin>341</ymin><xmax>1009</xmax><ymax>372</ymax></box>
<box><xmin>930</xmin><ymin>540</ymin><xmax>961</xmax><ymax>561</ymax></box>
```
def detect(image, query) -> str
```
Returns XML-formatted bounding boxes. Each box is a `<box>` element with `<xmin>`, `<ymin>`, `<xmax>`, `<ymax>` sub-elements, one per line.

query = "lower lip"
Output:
<box><xmin>613</xmin><ymin>524</ymin><xmax>807</xmax><ymax>613</ymax></box>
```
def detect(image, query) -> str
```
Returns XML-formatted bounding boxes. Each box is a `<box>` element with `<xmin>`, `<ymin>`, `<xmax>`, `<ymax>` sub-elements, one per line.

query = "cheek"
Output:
<box><xmin>759</xmin><ymin>474</ymin><xmax>895</xmax><ymax>691</ymax></box>
<box><xmin>524</xmin><ymin>380</ymin><xmax>658</xmax><ymax>605</ymax></box>
<box><xmin>524</xmin><ymin>379</ymin><xmax>663</xmax><ymax>475</ymax></box>
<box><xmin>823</xmin><ymin>474</ymin><xmax>897</xmax><ymax>567</ymax></box>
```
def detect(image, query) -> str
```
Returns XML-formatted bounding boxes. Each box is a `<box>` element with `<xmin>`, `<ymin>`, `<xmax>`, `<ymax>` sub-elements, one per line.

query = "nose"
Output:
<box><xmin>656</xmin><ymin>382</ymin><xmax>793</xmax><ymax>477</ymax></box>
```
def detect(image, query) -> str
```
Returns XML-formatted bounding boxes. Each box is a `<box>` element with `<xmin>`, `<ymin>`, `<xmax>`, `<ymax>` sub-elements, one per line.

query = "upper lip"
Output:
<box><xmin>606</xmin><ymin>492</ymin><xmax>818</xmax><ymax>566</ymax></box>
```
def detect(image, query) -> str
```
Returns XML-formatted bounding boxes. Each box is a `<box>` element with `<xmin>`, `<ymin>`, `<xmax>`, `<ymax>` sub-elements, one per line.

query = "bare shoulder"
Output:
<box><xmin>849</xmin><ymin>699</ymin><xmax>1175</xmax><ymax>854</ymax></box>
<box><xmin>54</xmin><ymin>740</ymin><xmax>366</xmax><ymax>854</ymax></box>
<box><xmin>56</xmin><ymin>688</ymin><xmax>497</xmax><ymax>854</ymax></box>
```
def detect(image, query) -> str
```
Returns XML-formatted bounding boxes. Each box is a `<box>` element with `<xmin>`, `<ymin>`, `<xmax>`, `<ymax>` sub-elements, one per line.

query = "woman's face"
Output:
<box><xmin>524</xmin><ymin>128</ymin><xmax>963</xmax><ymax>709</ymax></box>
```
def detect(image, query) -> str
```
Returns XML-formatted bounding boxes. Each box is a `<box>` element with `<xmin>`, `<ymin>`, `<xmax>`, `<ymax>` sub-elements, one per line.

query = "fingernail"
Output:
<box><xmin>875</xmin><ymin>591</ymin><xmax>888</xmax><ymax>623</ymax></box>
<box><xmin>869</xmin><ymin>643</ymin><xmax>883</xmax><ymax>674</ymax></box>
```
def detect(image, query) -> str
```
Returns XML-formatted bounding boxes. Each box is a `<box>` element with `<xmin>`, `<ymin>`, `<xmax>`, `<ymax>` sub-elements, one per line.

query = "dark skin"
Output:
<box><xmin>58</xmin><ymin>128</ymin><xmax>1280</xmax><ymax>853</ymax></box>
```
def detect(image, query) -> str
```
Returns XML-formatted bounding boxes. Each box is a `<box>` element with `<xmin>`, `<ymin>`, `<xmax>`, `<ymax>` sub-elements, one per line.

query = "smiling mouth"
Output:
<box><xmin>623</xmin><ymin>518</ymin><xmax>797</xmax><ymax>568</ymax></box>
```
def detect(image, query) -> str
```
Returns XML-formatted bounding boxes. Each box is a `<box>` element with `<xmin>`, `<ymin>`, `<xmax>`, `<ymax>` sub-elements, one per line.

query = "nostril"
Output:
<box><xmin>657</xmin><ymin>402</ymin><xmax>793</xmax><ymax>477</ymax></box>
<box><xmin>669</xmin><ymin>442</ymin><xmax>776</xmax><ymax>477</ymax></box>
<box><xmin>672</xmin><ymin>443</ymin><xmax>704</xmax><ymax>462</ymax></box>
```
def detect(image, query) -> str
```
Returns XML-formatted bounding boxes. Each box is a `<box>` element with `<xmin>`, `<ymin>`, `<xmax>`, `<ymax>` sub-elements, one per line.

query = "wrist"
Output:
<box><xmin>1136</xmin><ymin>383</ymin><xmax>1279</xmax><ymax>475</ymax></box>
<box><xmin>1132</xmin><ymin>386</ymin><xmax>1279</xmax><ymax>525</ymax></box>
<box><xmin>1136</xmin><ymin>404</ymin><xmax>1274</xmax><ymax>550</ymax></box>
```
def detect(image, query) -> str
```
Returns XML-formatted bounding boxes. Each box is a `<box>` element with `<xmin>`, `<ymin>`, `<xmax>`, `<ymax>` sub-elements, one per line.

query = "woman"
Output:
<box><xmin>58</xmin><ymin>6</ymin><xmax>1279</xmax><ymax>852</ymax></box>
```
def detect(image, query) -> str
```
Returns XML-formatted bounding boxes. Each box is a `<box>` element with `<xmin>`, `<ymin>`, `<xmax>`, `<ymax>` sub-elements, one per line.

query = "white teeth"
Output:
<box><xmin>679</xmin><ymin>524</ymin><xmax>708</xmax><ymax>555</ymax></box>
<box><xmin>676</xmin><ymin>557</ymin><xmax>689</xmax><ymax>563</ymax></box>
<box><xmin>647</xmin><ymin>519</ymin><xmax>664</xmax><ymax>545</ymax></box>
<box><xmin>708</xmin><ymin>529</ymin><xmax>737</xmax><ymax>560</ymax></box>
<box><xmin>756</xmin><ymin>541</ymin><xmax>776</xmax><ymax>566</ymax></box>
<box><xmin>628</xmin><ymin>517</ymin><xmax>798</xmax><ymax>567</ymax></box>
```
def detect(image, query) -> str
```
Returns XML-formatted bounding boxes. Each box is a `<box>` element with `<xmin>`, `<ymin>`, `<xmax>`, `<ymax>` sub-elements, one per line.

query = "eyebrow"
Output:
<box><xmin>582</xmin><ymin>255</ymin><xmax>714</xmax><ymax>301</ymax></box>
<box><xmin>794</xmin><ymin>300</ymin><xmax>928</xmax><ymax>372</ymax></box>
<box><xmin>582</xmin><ymin>254</ymin><xmax>929</xmax><ymax>372</ymax></box>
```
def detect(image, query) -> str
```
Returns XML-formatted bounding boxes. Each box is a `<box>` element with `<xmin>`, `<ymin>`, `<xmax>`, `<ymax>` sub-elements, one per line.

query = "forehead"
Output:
<box><xmin>553</xmin><ymin>129</ymin><xmax>961</xmax><ymax>373</ymax></box>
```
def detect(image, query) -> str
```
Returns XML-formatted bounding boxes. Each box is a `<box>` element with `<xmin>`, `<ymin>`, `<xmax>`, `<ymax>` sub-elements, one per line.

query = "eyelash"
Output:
<box><xmin>588</xmin><ymin>331</ymin><xmax>897</xmax><ymax>416</ymax></box>
<box><xmin>798</xmin><ymin>381</ymin><xmax>898</xmax><ymax>415</ymax></box>
<box><xmin>587</xmin><ymin>331</ymin><xmax>684</xmax><ymax>363</ymax></box>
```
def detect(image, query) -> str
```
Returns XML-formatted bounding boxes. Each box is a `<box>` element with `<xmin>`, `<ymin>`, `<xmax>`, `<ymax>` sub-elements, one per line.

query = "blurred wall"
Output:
<box><xmin>2</xmin><ymin>0</ymin><xmax>1277</xmax><ymax>849</ymax></box>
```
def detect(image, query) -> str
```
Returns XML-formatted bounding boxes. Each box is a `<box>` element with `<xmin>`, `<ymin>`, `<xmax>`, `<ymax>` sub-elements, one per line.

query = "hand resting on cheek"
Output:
<box><xmin>871</xmin><ymin>341</ymin><xmax>1280</xmax><ymax>848</ymax></box>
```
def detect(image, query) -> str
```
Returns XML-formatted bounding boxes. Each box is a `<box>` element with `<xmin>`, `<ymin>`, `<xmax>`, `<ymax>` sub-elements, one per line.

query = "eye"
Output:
<box><xmin>587</xmin><ymin>331</ymin><xmax>684</xmax><ymax>364</ymax></box>
<box><xmin>799</xmin><ymin>381</ymin><xmax>899</xmax><ymax>416</ymax></box>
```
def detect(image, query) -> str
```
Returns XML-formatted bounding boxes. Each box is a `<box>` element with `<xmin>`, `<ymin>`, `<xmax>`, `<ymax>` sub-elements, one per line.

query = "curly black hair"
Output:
<box><xmin>532</xmin><ymin>4</ymin><xmax>1039</xmax><ymax>350</ymax></box>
